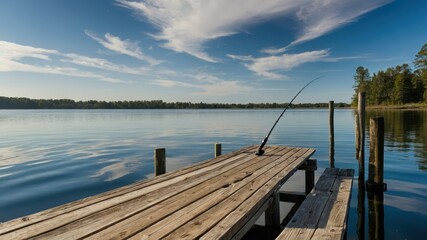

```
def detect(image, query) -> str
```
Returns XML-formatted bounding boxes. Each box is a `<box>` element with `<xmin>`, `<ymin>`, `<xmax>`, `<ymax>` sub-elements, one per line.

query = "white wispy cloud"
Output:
<box><xmin>151</xmin><ymin>71</ymin><xmax>253</xmax><ymax>96</ymax></box>
<box><xmin>116</xmin><ymin>0</ymin><xmax>305</xmax><ymax>62</ymax></box>
<box><xmin>0</xmin><ymin>40</ymin><xmax>58</xmax><ymax>60</ymax></box>
<box><xmin>0</xmin><ymin>58</ymin><xmax>128</xmax><ymax>83</ymax></box>
<box><xmin>263</xmin><ymin>0</ymin><xmax>392</xmax><ymax>54</ymax></box>
<box><xmin>291</xmin><ymin>0</ymin><xmax>391</xmax><ymax>47</ymax></box>
<box><xmin>261</xmin><ymin>47</ymin><xmax>289</xmax><ymax>55</ymax></box>
<box><xmin>0</xmin><ymin>40</ymin><xmax>135</xmax><ymax>83</ymax></box>
<box><xmin>228</xmin><ymin>49</ymin><xmax>330</xmax><ymax>79</ymax></box>
<box><xmin>85</xmin><ymin>30</ymin><xmax>161</xmax><ymax>65</ymax></box>
<box><xmin>116</xmin><ymin>0</ymin><xmax>391</xmax><ymax>61</ymax></box>
<box><xmin>151</xmin><ymin>79</ymin><xmax>195</xmax><ymax>88</ymax></box>
<box><xmin>62</xmin><ymin>53</ymin><xmax>149</xmax><ymax>75</ymax></box>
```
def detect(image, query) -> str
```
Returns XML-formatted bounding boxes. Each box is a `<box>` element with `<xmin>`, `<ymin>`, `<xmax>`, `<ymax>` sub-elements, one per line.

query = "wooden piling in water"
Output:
<box><xmin>214</xmin><ymin>143</ymin><xmax>222</xmax><ymax>158</ymax></box>
<box><xmin>355</xmin><ymin>113</ymin><xmax>360</xmax><ymax>160</ymax></box>
<box><xmin>358</xmin><ymin>92</ymin><xmax>366</xmax><ymax>162</ymax></box>
<box><xmin>154</xmin><ymin>148</ymin><xmax>166</xmax><ymax>176</ymax></box>
<box><xmin>329</xmin><ymin>101</ymin><xmax>335</xmax><ymax>168</ymax></box>
<box><xmin>367</xmin><ymin>117</ymin><xmax>386</xmax><ymax>238</ymax></box>
<box><xmin>367</xmin><ymin>117</ymin><xmax>387</xmax><ymax>192</ymax></box>
<box><xmin>357</xmin><ymin>92</ymin><xmax>366</xmax><ymax>184</ymax></box>
<box><xmin>356</xmin><ymin>92</ymin><xmax>367</xmax><ymax>239</ymax></box>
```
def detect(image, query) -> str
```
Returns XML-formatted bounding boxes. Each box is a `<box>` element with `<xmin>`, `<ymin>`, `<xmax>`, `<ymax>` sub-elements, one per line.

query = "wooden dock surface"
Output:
<box><xmin>0</xmin><ymin>145</ymin><xmax>315</xmax><ymax>240</ymax></box>
<box><xmin>277</xmin><ymin>168</ymin><xmax>354</xmax><ymax>240</ymax></box>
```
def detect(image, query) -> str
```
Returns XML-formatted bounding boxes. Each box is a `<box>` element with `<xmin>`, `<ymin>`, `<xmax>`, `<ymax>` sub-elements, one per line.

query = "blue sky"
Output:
<box><xmin>1</xmin><ymin>0</ymin><xmax>426</xmax><ymax>103</ymax></box>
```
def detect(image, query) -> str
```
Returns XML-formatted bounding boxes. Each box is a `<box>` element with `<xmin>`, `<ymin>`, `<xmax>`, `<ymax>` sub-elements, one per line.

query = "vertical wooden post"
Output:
<box><xmin>357</xmin><ymin>92</ymin><xmax>366</xmax><ymax>240</ymax></box>
<box><xmin>367</xmin><ymin>117</ymin><xmax>385</xmax><ymax>238</ymax></box>
<box><xmin>214</xmin><ymin>143</ymin><xmax>222</xmax><ymax>158</ymax></box>
<box><xmin>329</xmin><ymin>101</ymin><xmax>335</xmax><ymax>168</ymax></box>
<box><xmin>355</xmin><ymin>113</ymin><xmax>360</xmax><ymax>160</ymax></box>
<box><xmin>367</xmin><ymin>117</ymin><xmax>386</xmax><ymax>192</ymax></box>
<box><xmin>358</xmin><ymin>92</ymin><xmax>366</xmax><ymax>161</ymax></box>
<box><xmin>154</xmin><ymin>148</ymin><xmax>166</xmax><ymax>176</ymax></box>
<box><xmin>305</xmin><ymin>159</ymin><xmax>316</xmax><ymax>194</ymax></box>
<box><xmin>265</xmin><ymin>191</ymin><xmax>280</xmax><ymax>228</ymax></box>
<box><xmin>358</xmin><ymin>92</ymin><xmax>366</xmax><ymax>181</ymax></box>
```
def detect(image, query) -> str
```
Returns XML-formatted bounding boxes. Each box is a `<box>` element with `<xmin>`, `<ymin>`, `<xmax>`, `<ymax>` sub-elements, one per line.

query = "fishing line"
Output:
<box><xmin>255</xmin><ymin>77</ymin><xmax>322</xmax><ymax>156</ymax></box>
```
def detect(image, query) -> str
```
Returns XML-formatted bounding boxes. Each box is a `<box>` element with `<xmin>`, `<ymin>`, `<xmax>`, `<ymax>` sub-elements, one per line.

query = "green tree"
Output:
<box><xmin>414</xmin><ymin>43</ymin><xmax>427</xmax><ymax>70</ymax></box>
<box><xmin>392</xmin><ymin>64</ymin><xmax>414</xmax><ymax>104</ymax></box>
<box><xmin>352</xmin><ymin>66</ymin><xmax>371</xmax><ymax>105</ymax></box>
<box><xmin>414</xmin><ymin>43</ymin><xmax>427</xmax><ymax>102</ymax></box>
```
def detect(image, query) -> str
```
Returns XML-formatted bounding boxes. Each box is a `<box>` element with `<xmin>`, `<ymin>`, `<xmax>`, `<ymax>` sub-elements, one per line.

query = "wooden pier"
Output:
<box><xmin>0</xmin><ymin>145</ymin><xmax>353</xmax><ymax>239</ymax></box>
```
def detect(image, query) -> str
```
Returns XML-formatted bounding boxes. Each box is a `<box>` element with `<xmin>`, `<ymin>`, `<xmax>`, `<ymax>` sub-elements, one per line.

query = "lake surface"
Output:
<box><xmin>0</xmin><ymin>109</ymin><xmax>426</xmax><ymax>239</ymax></box>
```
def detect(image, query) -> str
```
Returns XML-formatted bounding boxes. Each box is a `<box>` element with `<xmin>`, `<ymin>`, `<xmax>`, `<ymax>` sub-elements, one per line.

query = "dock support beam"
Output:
<box><xmin>329</xmin><ymin>100</ymin><xmax>335</xmax><ymax>168</ymax></box>
<box><xmin>367</xmin><ymin>117</ymin><xmax>387</xmax><ymax>192</ymax></box>
<box><xmin>367</xmin><ymin>117</ymin><xmax>385</xmax><ymax>239</ymax></box>
<box><xmin>356</xmin><ymin>92</ymin><xmax>366</xmax><ymax>240</ymax></box>
<box><xmin>302</xmin><ymin>159</ymin><xmax>317</xmax><ymax>194</ymax></box>
<box><xmin>214</xmin><ymin>143</ymin><xmax>222</xmax><ymax>158</ymax></box>
<box><xmin>357</xmin><ymin>92</ymin><xmax>366</xmax><ymax>165</ymax></box>
<box><xmin>265</xmin><ymin>191</ymin><xmax>281</xmax><ymax>228</ymax></box>
<box><xmin>154</xmin><ymin>148</ymin><xmax>166</xmax><ymax>176</ymax></box>
<box><xmin>355</xmin><ymin>113</ymin><xmax>360</xmax><ymax>159</ymax></box>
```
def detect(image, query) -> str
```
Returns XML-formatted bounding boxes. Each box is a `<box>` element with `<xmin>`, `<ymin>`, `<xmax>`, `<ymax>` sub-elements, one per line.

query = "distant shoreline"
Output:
<box><xmin>1</xmin><ymin>96</ymin><xmax>426</xmax><ymax>110</ymax></box>
<box><xmin>0</xmin><ymin>96</ymin><xmax>350</xmax><ymax>109</ymax></box>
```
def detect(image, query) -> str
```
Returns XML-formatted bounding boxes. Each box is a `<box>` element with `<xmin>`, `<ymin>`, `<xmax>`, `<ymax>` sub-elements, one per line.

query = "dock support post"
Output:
<box><xmin>367</xmin><ymin>117</ymin><xmax>387</xmax><ymax>192</ymax></box>
<box><xmin>154</xmin><ymin>148</ymin><xmax>166</xmax><ymax>176</ymax></box>
<box><xmin>367</xmin><ymin>118</ymin><xmax>385</xmax><ymax>239</ymax></box>
<box><xmin>329</xmin><ymin>100</ymin><xmax>335</xmax><ymax>168</ymax></box>
<box><xmin>357</xmin><ymin>92</ymin><xmax>366</xmax><ymax>240</ymax></box>
<box><xmin>355</xmin><ymin>113</ymin><xmax>360</xmax><ymax>160</ymax></box>
<box><xmin>214</xmin><ymin>143</ymin><xmax>222</xmax><ymax>158</ymax></box>
<box><xmin>265</xmin><ymin>191</ymin><xmax>281</xmax><ymax>228</ymax></box>
<box><xmin>358</xmin><ymin>92</ymin><xmax>366</xmax><ymax>165</ymax></box>
<box><xmin>305</xmin><ymin>159</ymin><xmax>316</xmax><ymax>194</ymax></box>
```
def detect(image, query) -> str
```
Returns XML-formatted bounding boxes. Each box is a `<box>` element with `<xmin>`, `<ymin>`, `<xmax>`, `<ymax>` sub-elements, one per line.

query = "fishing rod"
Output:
<box><xmin>255</xmin><ymin>77</ymin><xmax>322</xmax><ymax>156</ymax></box>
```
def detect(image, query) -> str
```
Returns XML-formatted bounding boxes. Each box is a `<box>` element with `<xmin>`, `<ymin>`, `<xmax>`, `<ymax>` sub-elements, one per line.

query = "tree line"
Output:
<box><xmin>0</xmin><ymin>96</ymin><xmax>349</xmax><ymax>109</ymax></box>
<box><xmin>352</xmin><ymin>43</ymin><xmax>427</xmax><ymax>106</ymax></box>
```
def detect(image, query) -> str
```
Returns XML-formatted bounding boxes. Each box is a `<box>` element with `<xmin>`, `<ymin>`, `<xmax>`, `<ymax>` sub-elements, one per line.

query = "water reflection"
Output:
<box><xmin>368</xmin><ymin>191</ymin><xmax>384</xmax><ymax>240</ymax></box>
<box><xmin>366</xmin><ymin>109</ymin><xmax>427</xmax><ymax>171</ymax></box>
<box><xmin>0</xmin><ymin>109</ymin><xmax>426</xmax><ymax>239</ymax></box>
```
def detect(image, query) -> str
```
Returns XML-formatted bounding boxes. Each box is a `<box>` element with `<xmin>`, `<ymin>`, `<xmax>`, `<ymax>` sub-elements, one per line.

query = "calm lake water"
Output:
<box><xmin>0</xmin><ymin>109</ymin><xmax>426</xmax><ymax>239</ymax></box>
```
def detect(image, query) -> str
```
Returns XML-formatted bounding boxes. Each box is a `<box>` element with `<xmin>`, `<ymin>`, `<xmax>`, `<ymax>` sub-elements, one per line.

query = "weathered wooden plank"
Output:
<box><xmin>129</xmin><ymin>148</ymin><xmax>304</xmax><ymax>240</ymax></box>
<box><xmin>309</xmin><ymin>226</ymin><xmax>345</xmax><ymax>240</ymax></box>
<box><xmin>311</xmin><ymin>169</ymin><xmax>354</xmax><ymax>239</ymax></box>
<box><xmin>0</xmin><ymin>145</ymin><xmax>257</xmax><ymax>235</ymax></box>
<box><xmin>201</xmin><ymin>149</ymin><xmax>316</xmax><ymax>240</ymax></box>
<box><xmin>0</xmin><ymin>146</ymin><xmax>261</xmax><ymax>239</ymax></box>
<box><xmin>160</xmin><ymin>148</ymin><xmax>312</xmax><ymax>240</ymax></box>
<box><xmin>0</xmin><ymin>146</ymin><xmax>317</xmax><ymax>240</ymax></box>
<box><xmin>26</xmin><ymin>146</ymin><xmax>286</xmax><ymax>239</ymax></box>
<box><xmin>278</xmin><ymin>192</ymin><xmax>331</xmax><ymax>240</ymax></box>
<box><xmin>277</xmin><ymin>168</ymin><xmax>354</xmax><ymax>240</ymax></box>
<box><xmin>314</xmin><ymin>168</ymin><xmax>340</xmax><ymax>191</ymax></box>
<box><xmin>82</xmin><ymin>147</ymin><xmax>293</xmax><ymax>240</ymax></box>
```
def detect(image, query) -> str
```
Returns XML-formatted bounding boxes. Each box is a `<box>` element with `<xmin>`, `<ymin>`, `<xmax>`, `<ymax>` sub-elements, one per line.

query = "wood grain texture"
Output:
<box><xmin>0</xmin><ymin>146</ymin><xmax>316</xmax><ymax>240</ymax></box>
<box><xmin>277</xmin><ymin>168</ymin><xmax>354</xmax><ymax>240</ymax></box>
<box><xmin>0</xmin><ymin>145</ymin><xmax>256</xmax><ymax>235</ymax></box>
